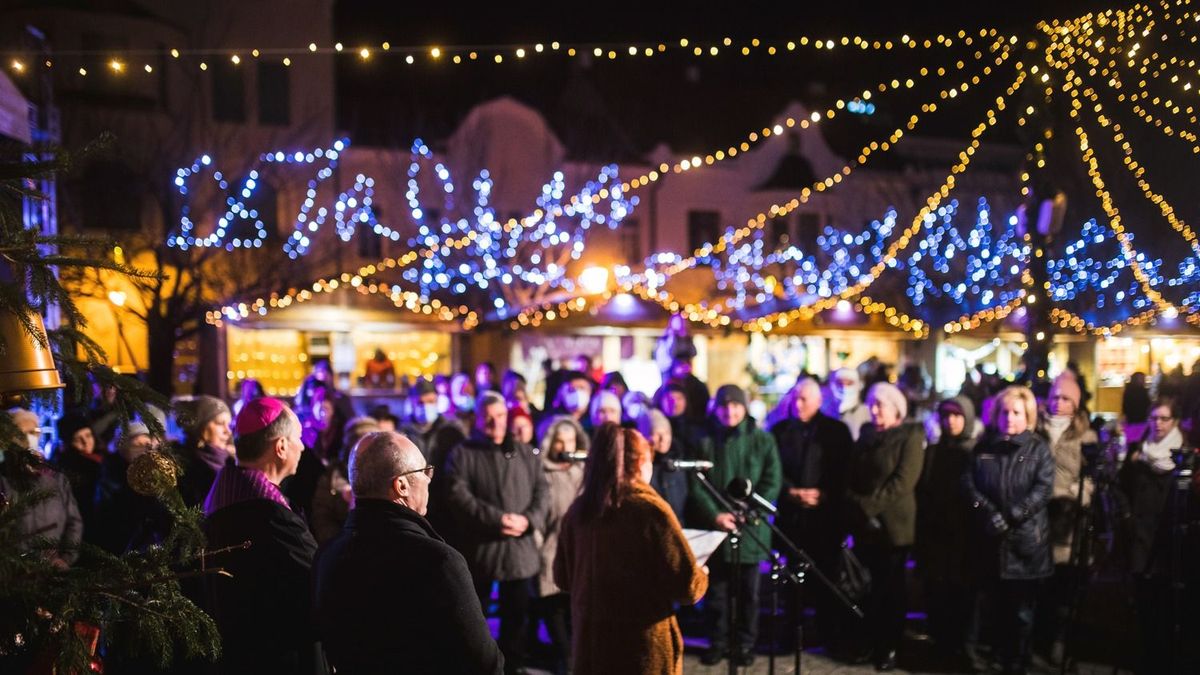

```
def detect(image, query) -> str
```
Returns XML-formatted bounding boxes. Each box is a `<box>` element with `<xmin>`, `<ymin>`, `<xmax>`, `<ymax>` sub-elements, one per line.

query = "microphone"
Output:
<box><xmin>558</xmin><ymin>451</ymin><xmax>589</xmax><ymax>462</ymax></box>
<box><xmin>664</xmin><ymin>458</ymin><xmax>714</xmax><ymax>472</ymax></box>
<box><xmin>726</xmin><ymin>478</ymin><xmax>777</xmax><ymax>516</ymax></box>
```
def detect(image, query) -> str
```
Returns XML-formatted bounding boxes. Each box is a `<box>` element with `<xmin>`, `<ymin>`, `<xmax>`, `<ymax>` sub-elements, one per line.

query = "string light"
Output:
<box><xmin>744</xmin><ymin>66</ymin><xmax>1025</xmax><ymax>330</ymax></box>
<box><xmin>1056</xmin><ymin>13</ymin><xmax>1200</xmax><ymax>263</ymax></box>
<box><xmin>0</xmin><ymin>29</ymin><xmax>1009</xmax><ymax>81</ymax></box>
<box><xmin>1049</xmin><ymin>35</ymin><xmax>1180</xmax><ymax>315</ymax></box>
<box><xmin>399</xmin><ymin>139</ymin><xmax>636</xmax><ymax>311</ymax></box>
<box><xmin>650</xmin><ymin>42</ymin><xmax>1014</xmax><ymax>280</ymax></box>
<box><xmin>208</xmin><ymin>252</ymin><xmax>479</xmax><ymax>329</ymax></box>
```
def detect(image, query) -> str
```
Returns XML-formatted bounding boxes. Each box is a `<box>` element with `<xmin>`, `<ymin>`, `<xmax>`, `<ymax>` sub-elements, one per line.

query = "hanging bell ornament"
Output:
<box><xmin>0</xmin><ymin>309</ymin><xmax>65</xmax><ymax>396</ymax></box>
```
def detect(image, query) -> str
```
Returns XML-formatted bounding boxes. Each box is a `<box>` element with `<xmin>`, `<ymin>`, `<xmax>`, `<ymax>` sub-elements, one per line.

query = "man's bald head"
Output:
<box><xmin>349</xmin><ymin>431</ymin><xmax>425</xmax><ymax>502</ymax></box>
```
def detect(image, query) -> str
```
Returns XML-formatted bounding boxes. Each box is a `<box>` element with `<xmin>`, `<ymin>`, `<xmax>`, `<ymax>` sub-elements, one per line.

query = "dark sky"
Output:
<box><xmin>331</xmin><ymin>0</ymin><xmax>1115</xmax><ymax>154</ymax></box>
<box><xmin>334</xmin><ymin>1</ymin><xmax>1109</xmax><ymax>44</ymax></box>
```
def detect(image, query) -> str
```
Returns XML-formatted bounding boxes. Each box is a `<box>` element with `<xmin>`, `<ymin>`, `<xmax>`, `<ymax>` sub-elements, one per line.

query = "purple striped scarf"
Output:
<box><xmin>203</xmin><ymin>464</ymin><xmax>291</xmax><ymax>516</ymax></box>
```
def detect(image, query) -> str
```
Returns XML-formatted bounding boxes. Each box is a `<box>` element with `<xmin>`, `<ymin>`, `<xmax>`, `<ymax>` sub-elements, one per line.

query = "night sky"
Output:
<box><xmin>331</xmin><ymin>0</ymin><xmax>1195</xmax><ymax>269</ymax></box>
<box><xmin>332</xmin><ymin>0</ymin><xmax>1115</xmax><ymax>152</ymax></box>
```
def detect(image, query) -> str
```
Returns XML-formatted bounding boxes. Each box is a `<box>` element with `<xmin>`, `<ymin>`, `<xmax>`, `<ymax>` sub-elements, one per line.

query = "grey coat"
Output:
<box><xmin>1</xmin><ymin>465</ymin><xmax>83</xmax><ymax>565</ymax></box>
<box><xmin>445</xmin><ymin>433</ymin><xmax>550</xmax><ymax>581</ymax></box>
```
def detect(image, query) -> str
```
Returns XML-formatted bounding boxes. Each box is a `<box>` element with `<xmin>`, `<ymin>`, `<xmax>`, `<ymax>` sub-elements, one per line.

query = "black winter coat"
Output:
<box><xmin>771</xmin><ymin>413</ymin><xmax>853</xmax><ymax>554</ymax></box>
<box><xmin>92</xmin><ymin>453</ymin><xmax>172</xmax><ymax>554</ymax></box>
<box><xmin>203</xmin><ymin>499</ymin><xmax>322</xmax><ymax>674</ymax></box>
<box><xmin>407</xmin><ymin>415</ymin><xmax>468</xmax><ymax>547</ymax></box>
<box><xmin>445</xmin><ymin>433</ymin><xmax>550</xmax><ymax>581</ymax></box>
<box><xmin>649</xmin><ymin>439</ymin><xmax>689</xmax><ymax>523</ymax></box>
<box><xmin>314</xmin><ymin>499</ymin><xmax>504</xmax><ymax>675</ymax></box>
<box><xmin>963</xmin><ymin>430</ymin><xmax>1055</xmax><ymax>580</ymax></box>
<box><xmin>916</xmin><ymin>397</ymin><xmax>977</xmax><ymax>583</ymax></box>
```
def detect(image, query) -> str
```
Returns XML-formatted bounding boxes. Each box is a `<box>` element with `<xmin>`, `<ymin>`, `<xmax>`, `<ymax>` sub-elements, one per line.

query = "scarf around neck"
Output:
<box><xmin>1140</xmin><ymin>426</ymin><xmax>1184</xmax><ymax>473</ymax></box>
<box><xmin>1044</xmin><ymin>415</ymin><xmax>1072</xmax><ymax>448</ymax></box>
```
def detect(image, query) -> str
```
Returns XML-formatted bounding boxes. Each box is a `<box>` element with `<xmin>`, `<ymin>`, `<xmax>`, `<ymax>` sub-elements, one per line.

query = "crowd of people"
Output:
<box><xmin>4</xmin><ymin>342</ymin><xmax>1200</xmax><ymax>675</ymax></box>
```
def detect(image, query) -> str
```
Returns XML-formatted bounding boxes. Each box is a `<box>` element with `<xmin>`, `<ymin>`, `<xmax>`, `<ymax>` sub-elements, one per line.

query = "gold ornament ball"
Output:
<box><xmin>127</xmin><ymin>451</ymin><xmax>178</xmax><ymax>497</ymax></box>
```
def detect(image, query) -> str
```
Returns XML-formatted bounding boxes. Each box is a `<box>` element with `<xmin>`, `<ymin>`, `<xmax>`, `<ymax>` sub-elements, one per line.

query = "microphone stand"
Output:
<box><xmin>694</xmin><ymin>471</ymin><xmax>803</xmax><ymax>675</ymax></box>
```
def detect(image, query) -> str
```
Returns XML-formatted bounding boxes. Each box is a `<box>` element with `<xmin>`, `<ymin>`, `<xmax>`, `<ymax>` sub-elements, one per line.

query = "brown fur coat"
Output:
<box><xmin>554</xmin><ymin>481</ymin><xmax>708</xmax><ymax>675</ymax></box>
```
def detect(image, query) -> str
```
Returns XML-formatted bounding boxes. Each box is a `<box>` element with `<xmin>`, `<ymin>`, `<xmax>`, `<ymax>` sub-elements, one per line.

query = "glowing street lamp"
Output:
<box><xmin>578</xmin><ymin>266</ymin><xmax>610</xmax><ymax>295</ymax></box>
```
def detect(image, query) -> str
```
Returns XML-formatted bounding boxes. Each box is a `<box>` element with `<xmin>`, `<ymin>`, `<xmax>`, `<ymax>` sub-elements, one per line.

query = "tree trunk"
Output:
<box><xmin>146</xmin><ymin>314</ymin><xmax>177</xmax><ymax>397</ymax></box>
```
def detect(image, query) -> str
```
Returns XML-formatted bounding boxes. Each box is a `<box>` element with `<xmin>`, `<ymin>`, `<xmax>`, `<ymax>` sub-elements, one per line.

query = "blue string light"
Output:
<box><xmin>898</xmin><ymin>197</ymin><xmax>1028</xmax><ymax>313</ymax></box>
<box><xmin>396</xmin><ymin>139</ymin><xmax>638</xmax><ymax>313</ymax></box>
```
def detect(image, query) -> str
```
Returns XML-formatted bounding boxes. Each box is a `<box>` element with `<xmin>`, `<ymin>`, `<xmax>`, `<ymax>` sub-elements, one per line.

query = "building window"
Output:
<box><xmin>769</xmin><ymin>215</ymin><xmax>790</xmax><ymax>245</ymax></box>
<box><xmin>796</xmin><ymin>212</ymin><xmax>822</xmax><ymax>235</ymax></box>
<box><xmin>257</xmin><ymin>62</ymin><xmax>290</xmax><ymax>126</ymax></box>
<box><xmin>76</xmin><ymin>160</ymin><xmax>142</xmax><ymax>231</ymax></box>
<box><xmin>211</xmin><ymin>60</ymin><xmax>245</xmax><ymax>122</ymax></box>
<box><xmin>687</xmin><ymin>210</ymin><xmax>721</xmax><ymax>251</ymax></box>
<box><xmin>619</xmin><ymin>217</ymin><xmax>641</xmax><ymax>260</ymax></box>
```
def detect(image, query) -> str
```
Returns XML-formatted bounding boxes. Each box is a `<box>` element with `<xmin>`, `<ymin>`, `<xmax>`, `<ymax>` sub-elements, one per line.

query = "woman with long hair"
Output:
<box><xmin>554</xmin><ymin>423</ymin><xmax>707</xmax><ymax>675</ymax></box>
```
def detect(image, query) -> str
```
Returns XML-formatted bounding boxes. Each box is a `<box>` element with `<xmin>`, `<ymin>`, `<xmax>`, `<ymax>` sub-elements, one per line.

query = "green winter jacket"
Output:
<box><xmin>847</xmin><ymin>422</ymin><xmax>926</xmax><ymax>547</ymax></box>
<box><xmin>688</xmin><ymin>417</ymin><xmax>782</xmax><ymax>563</ymax></box>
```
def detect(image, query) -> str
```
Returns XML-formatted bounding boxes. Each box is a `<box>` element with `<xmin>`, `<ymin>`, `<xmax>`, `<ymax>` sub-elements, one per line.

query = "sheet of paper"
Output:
<box><xmin>682</xmin><ymin>528</ymin><xmax>728</xmax><ymax>568</ymax></box>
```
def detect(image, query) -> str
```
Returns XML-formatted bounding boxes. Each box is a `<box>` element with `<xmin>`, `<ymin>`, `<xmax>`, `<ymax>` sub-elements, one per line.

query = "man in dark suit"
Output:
<box><xmin>769</xmin><ymin>377</ymin><xmax>854</xmax><ymax>652</ymax></box>
<box><xmin>314</xmin><ymin>431</ymin><xmax>503</xmax><ymax>674</ymax></box>
<box><xmin>201</xmin><ymin>398</ymin><xmax>321</xmax><ymax>674</ymax></box>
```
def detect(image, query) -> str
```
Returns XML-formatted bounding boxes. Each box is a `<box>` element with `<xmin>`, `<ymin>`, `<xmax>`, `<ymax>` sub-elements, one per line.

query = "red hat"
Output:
<box><xmin>509</xmin><ymin>405</ymin><xmax>533</xmax><ymax>426</ymax></box>
<box><xmin>236</xmin><ymin>397</ymin><xmax>286</xmax><ymax>436</ymax></box>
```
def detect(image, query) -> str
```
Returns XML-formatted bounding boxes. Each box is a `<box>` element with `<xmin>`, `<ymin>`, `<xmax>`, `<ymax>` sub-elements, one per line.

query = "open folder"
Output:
<box><xmin>682</xmin><ymin>529</ymin><xmax>728</xmax><ymax>568</ymax></box>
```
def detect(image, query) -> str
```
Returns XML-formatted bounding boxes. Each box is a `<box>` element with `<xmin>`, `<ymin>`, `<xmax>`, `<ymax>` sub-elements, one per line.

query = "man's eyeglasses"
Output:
<box><xmin>396</xmin><ymin>465</ymin><xmax>435</xmax><ymax>480</ymax></box>
<box><xmin>1149</xmin><ymin>415</ymin><xmax>1175</xmax><ymax>422</ymax></box>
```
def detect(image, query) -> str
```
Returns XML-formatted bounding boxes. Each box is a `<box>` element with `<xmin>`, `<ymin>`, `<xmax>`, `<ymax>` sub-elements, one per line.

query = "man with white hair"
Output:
<box><xmin>639</xmin><ymin>408</ymin><xmax>689</xmax><ymax>521</ymax></box>
<box><xmin>314</xmin><ymin>431</ymin><xmax>503</xmax><ymax>674</ymax></box>
<box><xmin>822</xmin><ymin>367</ymin><xmax>873</xmax><ymax>440</ymax></box>
<box><xmin>769</xmin><ymin>377</ymin><xmax>854</xmax><ymax>652</ymax></box>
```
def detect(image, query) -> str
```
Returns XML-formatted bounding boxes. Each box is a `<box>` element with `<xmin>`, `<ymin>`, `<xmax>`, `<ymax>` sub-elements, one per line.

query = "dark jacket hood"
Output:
<box><xmin>939</xmin><ymin>394</ymin><xmax>977</xmax><ymax>442</ymax></box>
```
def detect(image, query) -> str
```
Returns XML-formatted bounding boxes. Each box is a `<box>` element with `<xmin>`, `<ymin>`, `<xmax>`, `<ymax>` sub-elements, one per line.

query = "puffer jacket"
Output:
<box><xmin>963</xmin><ymin>430</ymin><xmax>1055</xmax><ymax>580</ymax></box>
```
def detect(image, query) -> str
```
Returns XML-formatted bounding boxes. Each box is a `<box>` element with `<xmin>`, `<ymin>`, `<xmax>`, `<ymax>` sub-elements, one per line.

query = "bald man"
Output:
<box><xmin>313</xmin><ymin>432</ymin><xmax>503</xmax><ymax>675</ymax></box>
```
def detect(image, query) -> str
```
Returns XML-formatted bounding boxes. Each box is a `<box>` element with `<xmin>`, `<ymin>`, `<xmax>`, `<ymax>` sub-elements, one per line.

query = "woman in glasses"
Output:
<box><xmin>554</xmin><ymin>423</ymin><xmax>707</xmax><ymax>675</ymax></box>
<box><xmin>1120</xmin><ymin>398</ymin><xmax>1191</xmax><ymax>673</ymax></box>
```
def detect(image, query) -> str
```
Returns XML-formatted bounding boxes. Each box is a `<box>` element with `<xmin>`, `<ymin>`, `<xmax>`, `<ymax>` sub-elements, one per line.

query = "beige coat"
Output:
<box><xmin>535</xmin><ymin>457</ymin><xmax>584</xmax><ymax>596</ymax></box>
<box><xmin>1041</xmin><ymin>411</ymin><xmax>1098</xmax><ymax>564</ymax></box>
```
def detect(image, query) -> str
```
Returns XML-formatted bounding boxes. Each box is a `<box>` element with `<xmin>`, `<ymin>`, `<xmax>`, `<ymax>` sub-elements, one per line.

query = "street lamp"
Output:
<box><xmin>108</xmin><ymin>290</ymin><xmax>129</xmax><ymax>372</ymax></box>
<box><xmin>578</xmin><ymin>266</ymin><xmax>610</xmax><ymax>295</ymax></box>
